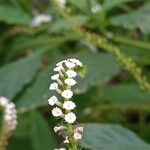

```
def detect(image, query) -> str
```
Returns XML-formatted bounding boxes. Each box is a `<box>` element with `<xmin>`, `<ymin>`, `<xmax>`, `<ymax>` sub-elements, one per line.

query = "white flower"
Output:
<box><xmin>74</xmin><ymin>127</ymin><xmax>84</xmax><ymax>133</ymax></box>
<box><xmin>54</xmin><ymin>148</ymin><xmax>66</xmax><ymax>150</ymax></box>
<box><xmin>54</xmin><ymin>126</ymin><xmax>65</xmax><ymax>132</ymax></box>
<box><xmin>66</xmin><ymin>70</ymin><xmax>77</xmax><ymax>78</ymax></box>
<box><xmin>48</xmin><ymin>96</ymin><xmax>58</xmax><ymax>106</ymax></box>
<box><xmin>65</xmin><ymin>112</ymin><xmax>76</xmax><ymax>123</ymax></box>
<box><xmin>91</xmin><ymin>4</ymin><xmax>102</xmax><ymax>13</ymax></box>
<box><xmin>65</xmin><ymin>60</ymin><xmax>76</xmax><ymax>68</ymax></box>
<box><xmin>63</xmin><ymin>136</ymin><xmax>69</xmax><ymax>143</ymax></box>
<box><xmin>56</xmin><ymin>60</ymin><xmax>66</xmax><ymax>66</ymax></box>
<box><xmin>61</xmin><ymin>90</ymin><xmax>73</xmax><ymax>99</ymax></box>
<box><xmin>65</xmin><ymin>78</ymin><xmax>77</xmax><ymax>86</ymax></box>
<box><xmin>31</xmin><ymin>14</ymin><xmax>52</xmax><ymax>27</ymax></box>
<box><xmin>49</xmin><ymin>83</ymin><xmax>58</xmax><ymax>90</ymax></box>
<box><xmin>69</xmin><ymin>58</ymin><xmax>83</xmax><ymax>66</ymax></box>
<box><xmin>0</xmin><ymin>96</ymin><xmax>17</xmax><ymax>131</ymax></box>
<box><xmin>7</xmin><ymin>103</ymin><xmax>15</xmax><ymax>110</ymax></box>
<box><xmin>52</xmin><ymin>107</ymin><xmax>63</xmax><ymax>117</ymax></box>
<box><xmin>51</xmin><ymin>74</ymin><xmax>59</xmax><ymax>80</ymax></box>
<box><xmin>63</xmin><ymin>101</ymin><xmax>76</xmax><ymax>110</ymax></box>
<box><xmin>74</xmin><ymin>132</ymin><xmax>82</xmax><ymax>140</ymax></box>
<box><xmin>0</xmin><ymin>96</ymin><xmax>9</xmax><ymax>106</ymax></box>
<box><xmin>54</xmin><ymin>66</ymin><xmax>63</xmax><ymax>72</ymax></box>
<box><xmin>56</xmin><ymin>0</ymin><xmax>66</xmax><ymax>8</ymax></box>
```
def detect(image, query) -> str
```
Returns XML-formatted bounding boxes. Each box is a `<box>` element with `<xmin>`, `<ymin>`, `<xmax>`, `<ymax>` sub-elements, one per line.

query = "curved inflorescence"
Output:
<box><xmin>48</xmin><ymin>58</ymin><xmax>86</xmax><ymax>150</ymax></box>
<box><xmin>0</xmin><ymin>96</ymin><xmax>17</xmax><ymax>150</ymax></box>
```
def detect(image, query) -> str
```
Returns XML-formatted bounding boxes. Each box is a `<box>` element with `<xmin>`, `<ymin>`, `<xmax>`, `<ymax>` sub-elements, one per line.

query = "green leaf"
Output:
<box><xmin>80</xmin><ymin>123</ymin><xmax>150</xmax><ymax>150</ymax></box>
<box><xmin>8</xmin><ymin>111</ymin><xmax>55</xmax><ymax>150</ymax></box>
<box><xmin>0</xmin><ymin>53</ymin><xmax>41</xmax><ymax>99</ymax></box>
<box><xmin>110</xmin><ymin>3</ymin><xmax>150</xmax><ymax>33</ymax></box>
<box><xmin>100</xmin><ymin>84</ymin><xmax>150</xmax><ymax>105</ymax></box>
<box><xmin>16</xmin><ymin>69</ymin><xmax>50</xmax><ymax>111</ymax></box>
<box><xmin>30</xmin><ymin>111</ymin><xmax>55</xmax><ymax>150</ymax></box>
<box><xmin>0</xmin><ymin>5</ymin><xmax>31</xmax><ymax>25</ymax></box>
<box><xmin>103</xmin><ymin>0</ymin><xmax>136</xmax><ymax>10</ymax></box>
<box><xmin>77</xmin><ymin>51</ymin><xmax>120</xmax><ymax>92</ymax></box>
<box><xmin>8</xmin><ymin>137</ymin><xmax>33</xmax><ymax>150</ymax></box>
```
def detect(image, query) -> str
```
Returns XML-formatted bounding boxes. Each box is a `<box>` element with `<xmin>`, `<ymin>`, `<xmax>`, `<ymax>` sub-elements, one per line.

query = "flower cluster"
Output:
<box><xmin>0</xmin><ymin>96</ymin><xmax>17</xmax><ymax>131</ymax></box>
<box><xmin>48</xmin><ymin>58</ymin><xmax>85</xmax><ymax>149</ymax></box>
<box><xmin>31</xmin><ymin>14</ymin><xmax>52</xmax><ymax>27</ymax></box>
<box><xmin>0</xmin><ymin>96</ymin><xmax>17</xmax><ymax>150</ymax></box>
<box><xmin>91</xmin><ymin>4</ymin><xmax>102</xmax><ymax>13</ymax></box>
<box><xmin>56</xmin><ymin>0</ymin><xmax>66</xmax><ymax>9</ymax></box>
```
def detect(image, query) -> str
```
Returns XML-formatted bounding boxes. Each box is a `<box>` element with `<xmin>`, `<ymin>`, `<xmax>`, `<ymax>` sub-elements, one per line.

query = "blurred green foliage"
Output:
<box><xmin>0</xmin><ymin>0</ymin><xmax>150</xmax><ymax>149</ymax></box>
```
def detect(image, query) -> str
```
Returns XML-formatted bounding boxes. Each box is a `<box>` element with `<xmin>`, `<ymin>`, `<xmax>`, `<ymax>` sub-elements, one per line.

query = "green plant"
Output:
<box><xmin>0</xmin><ymin>0</ymin><xmax>150</xmax><ymax>149</ymax></box>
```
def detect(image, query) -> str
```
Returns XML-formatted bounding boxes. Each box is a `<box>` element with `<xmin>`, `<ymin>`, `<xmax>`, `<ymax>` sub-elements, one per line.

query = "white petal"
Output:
<box><xmin>52</xmin><ymin>107</ymin><xmax>63</xmax><ymax>117</ymax></box>
<box><xmin>65</xmin><ymin>60</ymin><xmax>76</xmax><ymax>68</ymax></box>
<box><xmin>48</xmin><ymin>96</ymin><xmax>58</xmax><ymax>106</ymax></box>
<box><xmin>49</xmin><ymin>83</ymin><xmax>58</xmax><ymax>90</ymax></box>
<box><xmin>64</xmin><ymin>112</ymin><xmax>76</xmax><ymax>123</ymax></box>
<box><xmin>74</xmin><ymin>132</ymin><xmax>82</xmax><ymax>140</ymax></box>
<box><xmin>66</xmin><ymin>70</ymin><xmax>77</xmax><ymax>78</ymax></box>
<box><xmin>61</xmin><ymin>90</ymin><xmax>73</xmax><ymax>99</ymax></box>
<box><xmin>65</xmin><ymin>78</ymin><xmax>77</xmax><ymax>86</ymax></box>
<box><xmin>63</xmin><ymin>101</ymin><xmax>76</xmax><ymax>110</ymax></box>
<box><xmin>31</xmin><ymin>14</ymin><xmax>52</xmax><ymax>27</ymax></box>
<box><xmin>54</xmin><ymin>66</ymin><xmax>63</xmax><ymax>72</ymax></box>
<box><xmin>51</xmin><ymin>74</ymin><xmax>59</xmax><ymax>80</ymax></box>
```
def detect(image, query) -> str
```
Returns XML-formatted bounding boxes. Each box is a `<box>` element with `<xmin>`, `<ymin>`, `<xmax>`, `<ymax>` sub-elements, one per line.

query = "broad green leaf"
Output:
<box><xmin>16</xmin><ymin>51</ymin><xmax>120</xmax><ymax>111</ymax></box>
<box><xmin>111</xmin><ymin>3</ymin><xmax>150</xmax><ymax>33</ymax></box>
<box><xmin>99</xmin><ymin>84</ymin><xmax>150</xmax><ymax>105</ymax></box>
<box><xmin>80</xmin><ymin>123</ymin><xmax>150</xmax><ymax>150</ymax></box>
<box><xmin>0</xmin><ymin>5</ymin><xmax>31</xmax><ymax>25</ymax></box>
<box><xmin>16</xmin><ymin>69</ymin><xmax>50</xmax><ymax>111</ymax></box>
<box><xmin>77</xmin><ymin>51</ymin><xmax>120</xmax><ymax>92</ymax></box>
<box><xmin>8</xmin><ymin>137</ymin><xmax>33</xmax><ymax>150</ymax></box>
<box><xmin>0</xmin><ymin>53</ymin><xmax>41</xmax><ymax>99</ymax></box>
<box><xmin>8</xmin><ymin>112</ymin><xmax>55</xmax><ymax>150</ymax></box>
<box><xmin>103</xmin><ymin>0</ymin><xmax>137</xmax><ymax>10</ymax></box>
<box><xmin>30</xmin><ymin>111</ymin><xmax>55</xmax><ymax>150</ymax></box>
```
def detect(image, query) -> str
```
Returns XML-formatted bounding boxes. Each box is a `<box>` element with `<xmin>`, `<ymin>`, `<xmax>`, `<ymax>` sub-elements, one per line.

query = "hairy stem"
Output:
<box><xmin>67</xmin><ymin>123</ymin><xmax>78</xmax><ymax>150</ymax></box>
<box><xmin>0</xmin><ymin>126</ymin><xmax>10</xmax><ymax>150</ymax></box>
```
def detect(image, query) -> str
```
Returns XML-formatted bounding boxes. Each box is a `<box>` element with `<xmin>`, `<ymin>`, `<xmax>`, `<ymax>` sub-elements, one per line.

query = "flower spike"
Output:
<box><xmin>48</xmin><ymin>58</ymin><xmax>86</xmax><ymax>150</ymax></box>
<box><xmin>0</xmin><ymin>96</ymin><xmax>17</xmax><ymax>150</ymax></box>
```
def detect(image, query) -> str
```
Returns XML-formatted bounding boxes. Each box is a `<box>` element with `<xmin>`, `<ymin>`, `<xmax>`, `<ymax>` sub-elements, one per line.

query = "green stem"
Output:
<box><xmin>0</xmin><ymin>124</ymin><xmax>10</xmax><ymax>150</ymax></box>
<box><xmin>67</xmin><ymin>123</ymin><xmax>78</xmax><ymax>150</ymax></box>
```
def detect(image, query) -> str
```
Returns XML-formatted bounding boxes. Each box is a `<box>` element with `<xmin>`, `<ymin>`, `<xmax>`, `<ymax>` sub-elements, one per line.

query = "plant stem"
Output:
<box><xmin>0</xmin><ymin>126</ymin><xmax>10</xmax><ymax>150</ymax></box>
<box><xmin>67</xmin><ymin>123</ymin><xmax>78</xmax><ymax>150</ymax></box>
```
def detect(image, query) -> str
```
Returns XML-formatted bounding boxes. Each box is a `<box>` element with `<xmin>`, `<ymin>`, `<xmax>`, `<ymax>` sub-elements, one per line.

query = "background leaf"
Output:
<box><xmin>80</xmin><ymin>123</ymin><xmax>150</xmax><ymax>150</ymax></box>
<box><xmin>30</xmin><ymin>111</ymin><xmax>55</xmax><ymax>150</ymax></box>
<box><xmin>0</xmin><ymin>53</ymin><xmax>41</xmax><ymax>99</ymax></box>
<box><xmin>77</xmin><ymin>51</ymin><xmax>121</xmax><ymax>92</ymax></box>
<box><xmin>0</xmin><ymin>5</ymin><xmax>31</xmax><ymax>25</ymax></box>
<box><xmin>111</xmin><ymin>2</ymin><xmax>150</xmax><ymax>33</ymax></box>
<box><xmin>103</xmin><ymin>0</ymin><xmax>136</xmax><ymax>10</ymax></box>
<box><xmin>99</xmin><ymin>84</ymin><xmax>150</xmax><ymax>105</ymax></box>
